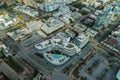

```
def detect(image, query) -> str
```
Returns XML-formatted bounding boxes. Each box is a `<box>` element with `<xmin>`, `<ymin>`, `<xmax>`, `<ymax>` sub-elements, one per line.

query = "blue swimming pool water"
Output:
<box><xmin>51</xmin><ymin>54</ymin><xmax>62</xmax><ymax>59</ymax></box>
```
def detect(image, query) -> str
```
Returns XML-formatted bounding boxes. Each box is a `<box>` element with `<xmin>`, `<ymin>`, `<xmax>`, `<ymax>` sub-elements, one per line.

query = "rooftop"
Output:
<box><xmin>41</xmin><ymin>18</ymin><xmax>65</xmax><ymax>35</ymax></box>
<box><xmin>116</xmin><ymin>69</ymin><xmax>120</xmax><ymax>80</ymax></box>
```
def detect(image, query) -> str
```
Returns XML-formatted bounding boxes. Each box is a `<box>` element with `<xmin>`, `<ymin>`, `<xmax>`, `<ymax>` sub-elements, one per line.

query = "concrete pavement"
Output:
<box><xmin>0</xmin><ymin>61</ymin><xmax>20</xmax><ymax>80</ymax></box>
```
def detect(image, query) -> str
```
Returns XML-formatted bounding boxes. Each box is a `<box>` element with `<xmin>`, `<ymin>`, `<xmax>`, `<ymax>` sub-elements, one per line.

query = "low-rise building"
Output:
<box><xmin>93</xmin><ymin>1</ymin><xmax>119</xmax><ymax>31</ymax></box>
<box><xmin>75</xmin><ymin>33</ymin><xmax>89</xmax><ymax>48</ymax></box>
<box><xmin>35</xmin><ymin>37</ymin><xmax>80</xmax><ymax>65</ymax></box>
<box><xmin>14</xmin><ymin>5</ymin><xmax>39</xmax><ymax>17</ymax></box>
<box><xmin>73</xmin><ymin>23</ymin><xmax>87</xmax><ymax>32</ymax></box>
<box><xmin>0</xmin><ymin>42</ymin><xmax>12</xmax><ymax>57</ymax></box>
<box><xmin>71</xmin><ymin>12</ymin><xmax>82</xmax><ymax>20</ymax></box>
<box><xmin>0</xmin><ymin>14</ymin><xmax>16</xmax><ymax>30</ymax></box>
<box><xmin>83</xmin><ymin>18</ymin><xmax>94</xmax><ymax>26</ymax></box>
<box><xmin>102</xmin><ymin>25</ymin><xmax>120</xmax><ymax>53</ymax></box>
<box><xmin>85</xmin><ymin>28</ymin><xmax>98</xmax><ymax>38</ymax></box>
<box><xmin>7</xmin><ymin>20</ymin><xmax>42</xmax><ymax>41</ymax></box>
<box><xmin>33</xmin><ymin>73</ymin><xmax>44</xmax><ymax>80</ymax></box>
<box><xmin>39</xmin><ymin>0</ymin><xmax>76</xmax><ymax>12</ymax></box>
<box><xmin>35</xmin><ymin>28</ymin><xmax>89</xmax><ymax>65</ymax></box>
<box><xmin>91</xmin><ymin>2</ymin><xmax>101</xmax><ymax>8</ymax></box>
<box><xmin>41</xmin><ymin>18</ymin><xmax>65</xmax><ymax>35</ymax></box>
<box><xmin>7</xmin><ymin>29</ymin><xmax>29</xmax><ymax>41</ymax></box>
<box><xmin>37</xmin><ymin>30</ymin><xmax>47</xmax><ymax>38</ymax></box>
<box><xmin>53</xmin><ymin>6</ymin><xmax>74</xmax><ymax>24</ymax></box>
<box><xmin>17</xmin><ymin>0</ymin><xmax>39</xmax><ymax>8</ymax></box>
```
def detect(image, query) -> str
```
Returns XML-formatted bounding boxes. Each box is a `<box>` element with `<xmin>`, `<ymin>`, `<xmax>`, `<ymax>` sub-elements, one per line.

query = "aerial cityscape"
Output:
<box><xmin>0</xmin><ymin>0</ymin><xmax>119</xmax><ymax>80</ymax></box>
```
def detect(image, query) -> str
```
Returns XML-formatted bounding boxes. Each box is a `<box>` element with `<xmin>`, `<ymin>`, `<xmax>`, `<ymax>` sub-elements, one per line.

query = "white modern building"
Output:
<box><xmin>75</xmin><ymin>34</ymin><xmax>89</xmax><ymax>48</ymax></box>
<box><xmin>43</xmin><ymin>50</ymin><xmax>70</xmax><ymax>65</ymax></box>
<box><xmin>35</xmin><ymin>38</ymin><xmax>81</xmax><ymax>56</ymax></box>
<box><xmin>35</xmin><ymin>34</ymin><xmax>81</xmax><ymax>65</ymax></box>
<box><xmin>41</xmin><ymin>18</ymin><xmax>65</xmax><ymax>35</ymax></box>
<box><xmin>39</xmin><ymin>0</ymin><xmax>76</xmax><ymax>12</ymax></box>
<box><xmin>14</xmin><ymin>5</ymin><xmax>39</xmax><ymax>17</ymax></box>
<box><xmin>7</xmin><ymin>20</ymin><xmax>42</xmax><ymax>41</ymax></box>
<box><xmin>35</xmin><ymin>28</ymin><xmax>89</xmax><ymax>65</ymax></box>
<box><xmin>0</xmin><ymin>14</ymin><xmax>16</xmax><ymax>30</ymax></box>
<box><xmin>39</xmin><ymin>1</ymin><xmax>59</xmax><ymax>12</ymax></box>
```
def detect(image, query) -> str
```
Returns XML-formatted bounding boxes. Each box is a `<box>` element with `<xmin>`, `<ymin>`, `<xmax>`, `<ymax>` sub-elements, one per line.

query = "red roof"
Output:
<box><xmin>107</xmin><ymin>38</ymin><xmax>117</xmax><ymax>45</ymax></box>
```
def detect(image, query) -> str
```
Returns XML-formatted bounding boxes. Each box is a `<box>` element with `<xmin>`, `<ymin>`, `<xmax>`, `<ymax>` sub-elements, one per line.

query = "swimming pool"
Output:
<box><xmin>51</xmin><ymin>54</ymin><xmax>62</xmax><ymax>59</ymax></box>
